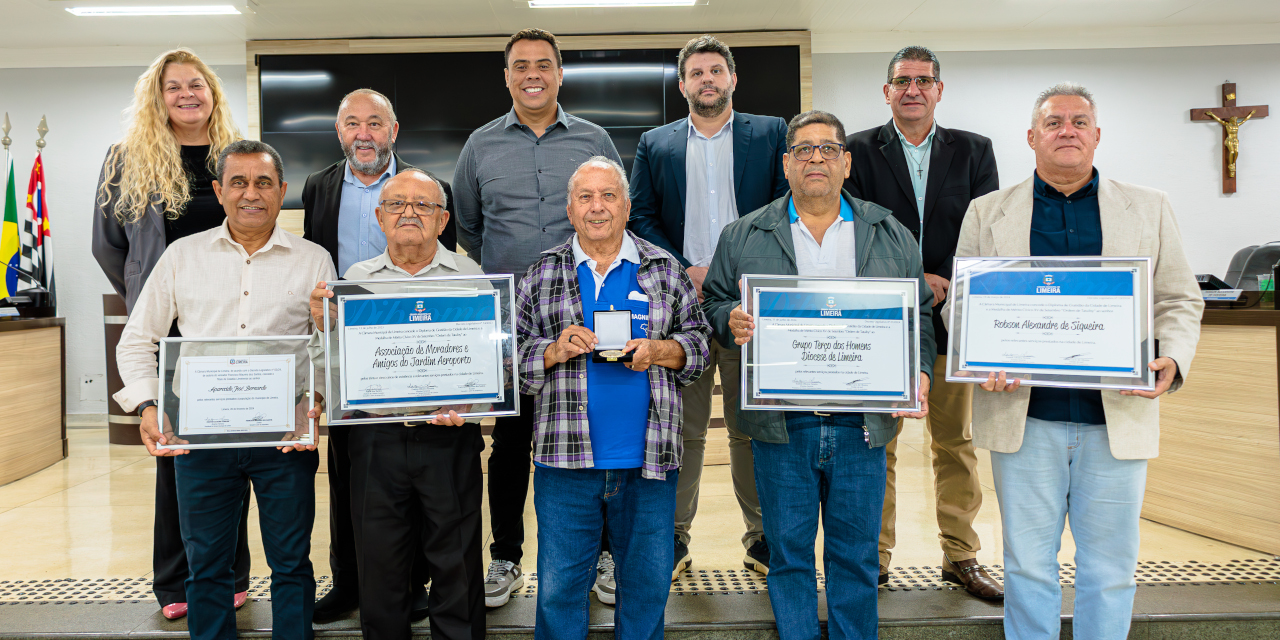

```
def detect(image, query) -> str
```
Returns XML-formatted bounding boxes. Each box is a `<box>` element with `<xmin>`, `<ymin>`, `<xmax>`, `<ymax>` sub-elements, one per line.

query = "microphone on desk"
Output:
<box><xmin>0</xmin><ymin>260</ymin><xmax>53</xmax><ymax>311</ymax></box>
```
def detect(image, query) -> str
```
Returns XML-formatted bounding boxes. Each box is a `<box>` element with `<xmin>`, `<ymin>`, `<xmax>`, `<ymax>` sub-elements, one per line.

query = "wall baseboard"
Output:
<box><xmin>66</xmin><ymin>413</ymin><xmax>107</xmax><ymax>428</ymax></box>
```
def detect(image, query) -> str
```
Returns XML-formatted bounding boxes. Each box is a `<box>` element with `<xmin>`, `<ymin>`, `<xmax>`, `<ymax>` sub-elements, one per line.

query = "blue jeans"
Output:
<box><xmin>533</xmin><ymin>465</ymin><xmax>678</xmax><ymax>640</ymax></box>
<box><xmin>752</xmin><ymin>413</ymin><xmax>884</xmax><ymax>640</ymax></box>
<box><xmin>175</xmin><ymin>448</ymin><xmax>319</xmax><ymax>640</ymax></box>
<box><xmin>990</xmin><ymin>417</ymin><xmax>1147</xmax><ymax>640</ymax></box>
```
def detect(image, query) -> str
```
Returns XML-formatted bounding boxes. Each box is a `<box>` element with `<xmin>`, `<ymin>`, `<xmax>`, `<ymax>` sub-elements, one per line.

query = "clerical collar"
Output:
<box><xmin>1033</xmin><ymin>168</ymin><xmax>1100</xmax><ymax>200</ymax></box>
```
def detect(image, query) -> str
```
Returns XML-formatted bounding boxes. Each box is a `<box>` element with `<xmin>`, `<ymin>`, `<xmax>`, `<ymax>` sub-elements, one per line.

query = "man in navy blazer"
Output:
<box><xmin>843</xmin><ymin>46</ymin><xmax>1003</xmax><ymax>600</ymax></box>
<box><xmin>628</xmin><ymin>35</ymin><xmax>788</xmax><ymax>580</ymax></box>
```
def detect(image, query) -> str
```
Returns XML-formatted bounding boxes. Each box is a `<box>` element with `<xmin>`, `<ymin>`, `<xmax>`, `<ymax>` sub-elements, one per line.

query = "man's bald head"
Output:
<box><xmin>381</xmin><ymin>168</ymin><xmax>446</xmax><ymax>207</ymax></box>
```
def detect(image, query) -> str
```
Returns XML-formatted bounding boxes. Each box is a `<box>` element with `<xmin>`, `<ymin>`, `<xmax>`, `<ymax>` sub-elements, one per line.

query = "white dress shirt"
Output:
<box><xmin>682</xmin><ymin>116</ymin><xmax>738</xmax><ymax>267</ymax></box>
<box><xmin>789</xmin><ymin>198</ymin><xmax>857</xmax><ymax>278</ymax></box>
<box><xmin>342</xmin><ymin>241</ymin><xmax>483</xmax><ymax>280</ymax></box>
<box><xmin>114</xmin><ymin>220</ymin><xmax>336</xmax><ymax>412</ymax></box>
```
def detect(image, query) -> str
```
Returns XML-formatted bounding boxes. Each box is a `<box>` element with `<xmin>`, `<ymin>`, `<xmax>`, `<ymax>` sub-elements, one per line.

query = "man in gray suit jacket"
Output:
<box><xmin>943</xmin><ymin>83</ymin><xmax>1202</xmax><ymax>640</ymax></box>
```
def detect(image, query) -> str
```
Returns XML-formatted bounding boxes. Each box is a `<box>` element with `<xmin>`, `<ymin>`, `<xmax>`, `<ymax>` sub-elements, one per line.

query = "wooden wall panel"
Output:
<box><xmin>1145</xmin><ymin>324</ymin><xmax>1280</xmax><ymax>554</ymax></box>
<box><xmin>0</xmin><ymin>327</ymin><xmax>65</xmax><ymax>486</ymax></box>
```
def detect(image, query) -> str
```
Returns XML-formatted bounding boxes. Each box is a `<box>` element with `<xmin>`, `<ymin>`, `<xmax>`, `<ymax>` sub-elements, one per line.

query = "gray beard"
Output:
<box><xmin>343</xmin><ymin>140</ymin><xmax>394</xmax><ymax>176</ymax></box>
<box><xmin>687</xmin><ymin>85</ymin><xmax>731</xmax><ymax>118</ymax></box>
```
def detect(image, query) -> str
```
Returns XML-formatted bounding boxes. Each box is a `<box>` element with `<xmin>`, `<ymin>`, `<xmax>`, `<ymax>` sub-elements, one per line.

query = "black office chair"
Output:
<box><xmin>1226</xmin><ymin>242</ymin><xmax>1280</xmax><ymax>290</ymax></box>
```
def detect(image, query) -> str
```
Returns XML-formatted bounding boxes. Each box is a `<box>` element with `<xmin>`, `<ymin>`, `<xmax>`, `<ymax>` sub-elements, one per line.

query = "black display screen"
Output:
<box><xmin>259</xmin><ymin>45</ymin><xmax>801</xmax><ymax>209</ymax></box>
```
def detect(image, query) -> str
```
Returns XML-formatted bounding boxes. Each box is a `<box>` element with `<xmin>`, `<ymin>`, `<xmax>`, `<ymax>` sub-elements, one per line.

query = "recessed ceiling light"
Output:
<box><xmin>529</xmin><ymin>0</ymin><xmax>697</xmax><ymax>7</ymax></box>
<box><xmin>66</xmin><ymin>5</ymin><xmax>241</xmax><ymax>16</ymax></box>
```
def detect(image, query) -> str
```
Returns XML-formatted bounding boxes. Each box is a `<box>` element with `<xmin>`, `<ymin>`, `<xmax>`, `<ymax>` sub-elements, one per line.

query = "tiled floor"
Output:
<box><xmin>0</xmin><ymin>422</ymin><xmax>1269</xmax><ymax>586</ymax></box>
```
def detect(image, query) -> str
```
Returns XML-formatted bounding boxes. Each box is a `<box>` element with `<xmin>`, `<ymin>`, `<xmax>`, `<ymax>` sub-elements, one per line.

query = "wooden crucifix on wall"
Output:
<box><xmin>1191</xmin><ymin>83</ymin><xmax>1268</xmax><ymax>194</ymax></box>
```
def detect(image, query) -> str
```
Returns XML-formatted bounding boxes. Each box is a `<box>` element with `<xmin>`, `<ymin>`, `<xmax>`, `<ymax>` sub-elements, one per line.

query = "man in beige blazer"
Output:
<box><xmin>943</xmin><ymin>83</ymin><xmax>1202</xmax><ymax>640</ymax></box>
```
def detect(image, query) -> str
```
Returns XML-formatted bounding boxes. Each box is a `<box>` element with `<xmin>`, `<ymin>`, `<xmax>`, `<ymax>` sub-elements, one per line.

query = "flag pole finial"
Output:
<box><xmin>35</xmin><ymin>116</ymin><xmax>48</xmax><ymax>150</ymax></box>
<box><xmin>1</xmin><ymin>113</ymin><xmax>10</xmax><ymax>151</ymax></box>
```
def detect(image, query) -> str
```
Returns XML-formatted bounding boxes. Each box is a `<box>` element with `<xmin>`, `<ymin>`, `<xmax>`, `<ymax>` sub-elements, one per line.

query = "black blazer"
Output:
<box><xmin>628</xmin><ymin>111</ymin><xmax>789</xmax><ymax>267</ymax></box>
<box><xmin>301</xmin><ymin>153</ymin><xmax>457</xmax><ymax>274</ymax></box>
<box><xmin>844</xmin><ymin>120</ymin><xmax>999</xmax><ymax>354</ymax></box>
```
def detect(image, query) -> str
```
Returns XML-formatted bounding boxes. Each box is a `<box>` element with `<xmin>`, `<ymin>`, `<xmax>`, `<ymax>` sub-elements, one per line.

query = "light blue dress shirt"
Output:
<box><xmin>682</xmin><ymin>115</ymin><xmax>737</xmax><ymax>268</ymax></box>
<box><xmin>336</xmin><ymin>156</ymin><xmax>396</xmax><ymax>275</ymax></box>
<box><xmin>892</xmin><ymin>119</ymin><xmax>936</xmax><ymax>230</ymax></box>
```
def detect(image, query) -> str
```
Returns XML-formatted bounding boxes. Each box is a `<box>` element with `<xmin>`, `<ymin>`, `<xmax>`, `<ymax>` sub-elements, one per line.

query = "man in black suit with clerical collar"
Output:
<box><xmin>300</xmin><ymin>88</ymin><xmax>450</xmax><ymax>623</ymax></box>
<box><xmin>843</xmin><ymin>45</ymin><xmax>1003</xmax><ymax>600</ymax></box>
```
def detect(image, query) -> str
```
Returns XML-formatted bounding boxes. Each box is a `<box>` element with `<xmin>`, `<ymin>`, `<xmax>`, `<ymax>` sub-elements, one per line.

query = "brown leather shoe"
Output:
<box><xmin>940</xmin><ymin>557</ymin><xmax>1004</xmax><ymax>600</ymax></box>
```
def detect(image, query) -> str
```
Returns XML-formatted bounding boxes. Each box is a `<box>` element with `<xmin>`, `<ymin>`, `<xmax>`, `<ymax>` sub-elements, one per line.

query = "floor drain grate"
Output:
<box><xmin>2</xmin><ymin>559</ymin><xmax>1276</xmax><ymax>602</ymax></box>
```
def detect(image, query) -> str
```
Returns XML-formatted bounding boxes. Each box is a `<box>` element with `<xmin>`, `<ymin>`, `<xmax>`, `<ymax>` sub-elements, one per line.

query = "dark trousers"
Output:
<box><xmin>350</xmin><ymin>424</ymin><xmax>486</xmax><ymax>640</ymax></box>
<box><xmin>176</xmin><ymin>448</ymin><xmax>319</xmax><ymax>640</ymax></box>
<box><xmin>326</xmin><ymin>425</ymin><xmax>431</xmax><ymax>596</ymax></box>
<box><xmin>153</xmin><ymin>453</ymin><xmax>252</xmax><ymax>607</ymax></box>
<box><xmin>487</xmin><ymin>393</ymin><xmax>536</xmax><ymax>564</ymax></box>
<box><xmin>155</xmin><ymin>319</ymin><xmax>252</xmax><ymax>607</ymax></box>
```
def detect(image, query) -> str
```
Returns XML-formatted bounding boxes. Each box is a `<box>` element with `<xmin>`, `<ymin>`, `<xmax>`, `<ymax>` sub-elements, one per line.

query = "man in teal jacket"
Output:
<box><xmin>701</xmin><ymin>110</ymin><xmax>936</xmax><ymax>640</ymax></box>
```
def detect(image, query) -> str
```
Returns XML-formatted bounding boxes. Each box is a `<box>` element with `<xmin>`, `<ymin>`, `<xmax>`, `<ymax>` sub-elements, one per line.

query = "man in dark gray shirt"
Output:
<box><xmin>452</xmin><ymin>27</ymin><xmax>622</xmax><ymax>609</ymax></box>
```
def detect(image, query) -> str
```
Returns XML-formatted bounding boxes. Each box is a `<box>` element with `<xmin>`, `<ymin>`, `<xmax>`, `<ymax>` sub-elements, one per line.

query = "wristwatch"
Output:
<box><xmin>136</xmin><ymin>400</ymin><xmax>157</xmax><ymax>416</ymax></box>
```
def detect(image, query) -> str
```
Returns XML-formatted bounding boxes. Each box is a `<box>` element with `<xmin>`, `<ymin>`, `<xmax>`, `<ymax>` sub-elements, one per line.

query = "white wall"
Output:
<box><xmin>813</xmin><ymin>44</ymin><xmax>1280</xmax><ymax>278</ymax></box>
<box><xmin>0</xmin><ymin>64</ymin><xmax>246</xmax><ymax>415</ymax></box>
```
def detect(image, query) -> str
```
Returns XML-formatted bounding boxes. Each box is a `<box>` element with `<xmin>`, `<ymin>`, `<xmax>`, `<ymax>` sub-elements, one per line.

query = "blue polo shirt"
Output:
<box><xmin>1026</xmin><ymin>169</ymin><xmax>1106</xmax><ymax>425</ymax></box>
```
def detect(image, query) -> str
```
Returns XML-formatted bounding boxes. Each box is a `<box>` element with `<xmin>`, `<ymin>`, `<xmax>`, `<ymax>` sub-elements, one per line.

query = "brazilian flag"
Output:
<box><xmin>0</xmin><ymin>154</ymin><xmax>18</xmax><ymax>298</ymax></box>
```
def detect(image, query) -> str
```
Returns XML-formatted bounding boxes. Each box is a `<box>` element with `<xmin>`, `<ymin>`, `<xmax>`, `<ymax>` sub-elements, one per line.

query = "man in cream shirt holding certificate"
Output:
<box><xmin>113</xmin><ymin>140</ymin><xmax>335</xmax><ymax>640</ymax></box>
<box><xmin>309</xmin><ymin>168</ymin><xmax>487</xmax><ymax>640</ymax></box>
<box><xmin>944</xmin><ymin>83</ymin><xmax>1203</xmax><ymax>640</ymax></box>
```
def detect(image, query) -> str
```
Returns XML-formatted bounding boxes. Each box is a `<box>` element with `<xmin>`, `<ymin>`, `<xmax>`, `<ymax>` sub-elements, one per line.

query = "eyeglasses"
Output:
<box><xmin>889</xmin><ymin>76</ymin><xmax>938</xmax><ymax>91</ymax></box>
<box><xmin>789</xmin><ymin>143</ymin><xmax>845</xmax><ymax>161</ymax></box>
<box><xmin>379</xmin><ymin>200</ymin><xmax>445</xmax><ymax>216</ymax></box>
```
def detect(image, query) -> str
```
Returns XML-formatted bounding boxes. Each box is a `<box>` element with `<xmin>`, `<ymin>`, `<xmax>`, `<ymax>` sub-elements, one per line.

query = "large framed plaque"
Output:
<box><xmin>322</xmin><ymin>275</ymin><xmax>518</xmax><ymax>425</ymax></box>
<box><xmin>741</xmin><ymin>275</ymin><xmax>922</xmax><ymax>413</ymax></box>
<box><xmin>946</xmin><ymin>256</ymin><xmax>1155</xmax><ymax>391</ymax></box>
<box><xmin>157</xmin><ymin>335</ymin><xmax>315</xmax><ymax>450</ymax></box>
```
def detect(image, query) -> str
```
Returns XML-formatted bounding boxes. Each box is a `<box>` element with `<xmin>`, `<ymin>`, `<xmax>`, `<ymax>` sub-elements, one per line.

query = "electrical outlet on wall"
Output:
<box><xmin>80</xmin><ymin>374</ymin><xmax>106</xmax><ymax>402</ymax></box>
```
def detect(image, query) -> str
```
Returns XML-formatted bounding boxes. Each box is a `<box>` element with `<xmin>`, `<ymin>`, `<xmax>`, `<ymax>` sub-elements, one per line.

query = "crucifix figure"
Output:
<box><xmin>1191</xmin><ymin>83</ymin><xmax>1269</xmax><ymax>194</ymax></box>
<box><xmin>1205</xmin><ymin>110</ymin><xmax>1254</xmax><ymax>178</ymax></box>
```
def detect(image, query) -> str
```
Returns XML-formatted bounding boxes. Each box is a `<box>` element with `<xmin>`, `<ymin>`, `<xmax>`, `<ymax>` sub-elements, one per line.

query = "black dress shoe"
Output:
<box><xmin>409</xmin><ymin>587</ymin><xmax>430</xmax><ymax>622</ymax></box>
<box><xmin>313</xmin><ymin>588</ymin><xmax>359</xmax><ymax>623</ymax></box>
<box><xmin>878</xmin><ymin>571</ymin><xmax>889</xmax><ymax>586</ymax></box>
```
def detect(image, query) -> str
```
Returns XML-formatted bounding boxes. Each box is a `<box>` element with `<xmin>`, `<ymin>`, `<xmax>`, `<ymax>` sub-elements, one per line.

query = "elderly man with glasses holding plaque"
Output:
<box><xmin>309</xmin><ymin>168</ymin><xmax>487</xmax><ymax>640</ymax></box>
<box><xmin>702</xmin><ymin>110</ymin><xmax>935</xmax><ymax>640</ymax></box>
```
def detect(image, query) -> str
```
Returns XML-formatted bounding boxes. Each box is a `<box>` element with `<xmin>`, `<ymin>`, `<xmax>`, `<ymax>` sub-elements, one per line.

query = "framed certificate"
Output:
<box><xmin>157</xmin><ymin>335</ymin><xmax>315</xmax><ymax>450</ymax></box>
<box><xmin>946</xmin><ymin>256</ymin><xmax>1155</xmax><ymax>391</ymax></box>
<box><xmin>741</xmin><ymin>275</ymin><xmax>922</xmax><ymax>413</ymax></box>
<box><xmin>322</xmin><ymin>275</ymin><xmax>519</xmax><ymax>425</ymax></box>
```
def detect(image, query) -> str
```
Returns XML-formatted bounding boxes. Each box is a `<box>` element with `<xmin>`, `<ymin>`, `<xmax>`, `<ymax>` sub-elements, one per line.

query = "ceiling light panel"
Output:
<box><xmin>66</xmin><ymin>5</ymin><xmax>241</xmax><ymax>16</ymax></box>
<box><xmin>528</xmin><ymin>0</ymin><xmax>698</xmax><ymax>7</ymax></box>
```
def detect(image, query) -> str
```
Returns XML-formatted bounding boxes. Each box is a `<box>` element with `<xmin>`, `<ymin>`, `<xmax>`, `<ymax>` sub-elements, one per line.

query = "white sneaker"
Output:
<box><xmin>484</xmin><ymin>560</ymin><xmax>524</xmax><ymax>608</ymax></box>
<box><xmin>593</xmin><ymin>551</ymin><xmax>616</xmax><ymax>605</ymax></box>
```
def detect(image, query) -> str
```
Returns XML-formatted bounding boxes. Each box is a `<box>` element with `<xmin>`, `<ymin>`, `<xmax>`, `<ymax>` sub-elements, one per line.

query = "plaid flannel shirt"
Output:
<box><xmin>516</xmin><ymin>231</ymin><xmax>711</xmax><ymax>480</ymax></box>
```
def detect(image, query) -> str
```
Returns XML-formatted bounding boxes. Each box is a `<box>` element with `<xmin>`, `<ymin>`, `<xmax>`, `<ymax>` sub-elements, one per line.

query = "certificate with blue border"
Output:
<box><xmin>957</xmin><ymin>267</ymin><xmax>1143</xmax><ymax>377</ymax></box>
<box><xmin>337</xmin><ymin>291</ymin><xmax>505</xmax><ymax>410</ymax></box>
<box><xmin>751</xmin><ymin>288</ymin><xmax>912</xmax><ymax>402</ymax></box>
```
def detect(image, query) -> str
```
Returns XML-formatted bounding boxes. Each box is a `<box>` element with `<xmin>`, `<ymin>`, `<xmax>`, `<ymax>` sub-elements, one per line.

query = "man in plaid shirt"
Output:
<box><xmin>515</xmin><ymin>156</ymin><xmax>710</xmax><ymax>640</ymax></box>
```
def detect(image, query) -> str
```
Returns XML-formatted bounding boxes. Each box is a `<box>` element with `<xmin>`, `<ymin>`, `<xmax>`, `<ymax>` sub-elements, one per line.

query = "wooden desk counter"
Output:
<box><xmin>0</xmin><ymin>317</ymin><xmax>66</xmax><ymax>486</ymax></box>
<box><xmin>1145</xmin><ymin>309</ymin><xmax>1280</xmax><ymax>554</ymax></box>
